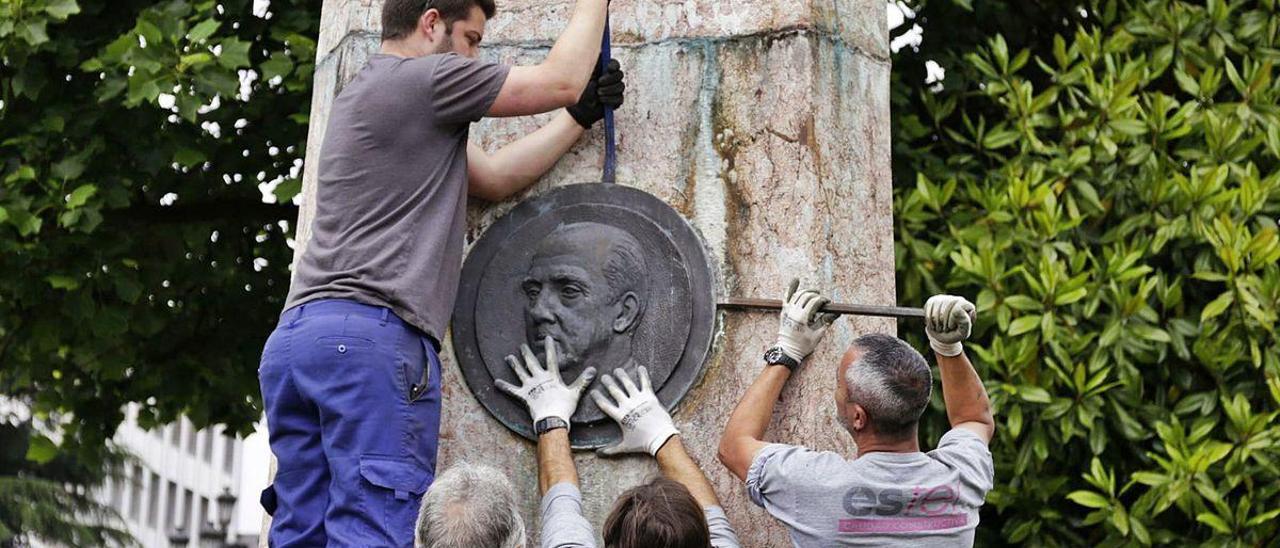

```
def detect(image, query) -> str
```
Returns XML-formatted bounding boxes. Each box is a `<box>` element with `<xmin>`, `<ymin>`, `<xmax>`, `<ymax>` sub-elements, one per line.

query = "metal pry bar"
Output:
<box><xmin>717</xmin><ymin>297</ymin><xmax>926</xmax><ymax>319</ymax></box>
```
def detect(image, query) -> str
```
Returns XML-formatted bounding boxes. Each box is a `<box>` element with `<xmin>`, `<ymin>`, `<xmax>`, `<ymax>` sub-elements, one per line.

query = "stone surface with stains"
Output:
<box><xmin>285</xmin><ymin>0</ymin><xmax>893</xmax><ymax>545</ymax></box>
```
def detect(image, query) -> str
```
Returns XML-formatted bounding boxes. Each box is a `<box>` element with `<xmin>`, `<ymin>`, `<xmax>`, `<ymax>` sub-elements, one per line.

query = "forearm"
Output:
<box><xmin>937</xmin><ymin>352</ymin><xmax>994</xmax><ymax>430</ymax></box>
<box><xmin>656</xmin><ymin>436</ymin><xmax>721</xmax><ymax>508</ymax></box>
<box><xmin>471</xmin><ymin>113</ymin><xmax>584</xmax><ymax>201</ymax></box>
<box><xmin>538</xmin><ymin>429</ymin><xmax>578</xmax><ymax>494</ymax></box>
<box><xmin>723</xmin><ymin>366</ymin><xmax>790</xmax><ymax>440</ymax></box>
<box><xmin>718</xmin><ymin>365</ymin><xmax>790</xmax><ymax>479</ymax></box>
<box><xmin>542</xmin><ymin>0</ymin><xmax>608</xmax><ymax>93</ymax></box>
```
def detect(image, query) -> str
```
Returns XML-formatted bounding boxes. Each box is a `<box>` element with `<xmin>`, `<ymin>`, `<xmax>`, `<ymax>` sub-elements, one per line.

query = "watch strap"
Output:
<box><xmin>764</xmin><ymin>346</ymin><xmax>801</xmax><ymax>370</ymax></box>
<box><xmin>535</xmin><ymin>417</ymin><xmax>569</xmax><ymax>435</ymax></box>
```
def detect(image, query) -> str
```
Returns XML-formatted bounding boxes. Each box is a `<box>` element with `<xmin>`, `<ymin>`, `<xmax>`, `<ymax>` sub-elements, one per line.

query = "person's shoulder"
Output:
<box><xmin>373</xmin><ymin>52</ymin><xmax>470</xmax><ymax>74</ymax></box>
<box><xmin>927</xmin><ymin>429</ymin><xmax>994</xmax><ymax>474</ymax></box>
<box><xmin>356</xmin><ymin>53</ymin><xmax>431</xmax><ymax>84</ymax></box>
<box><xmin>747</xmin><ymin>443</ymin><xmax>852</xmax><ymax>509</ymax></box>
<box><xmin>931</xmin><ymin>428</ymin><xmax>991</xmax><ymax>453</ymax></box>
<box><xmin>751</xmin><ymin>443</ymin><xmax>852</xmax><ymax>478</ymax></box>
<box><xmin>928</xmin><ymin>428</ymin><xmax>996</xmax><ymax>497</ymax></box>
<box><xmin>424</xmin><ymin>52</ymin><xmax>497</xmax><ymax>71</ymax></box>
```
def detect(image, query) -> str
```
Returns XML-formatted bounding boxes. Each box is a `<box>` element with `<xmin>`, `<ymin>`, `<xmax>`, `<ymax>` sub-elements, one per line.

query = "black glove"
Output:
<box><xmin>566</xmin><ymin>58</ymin><xmax>625</xmax><ymax>129</ymax></box>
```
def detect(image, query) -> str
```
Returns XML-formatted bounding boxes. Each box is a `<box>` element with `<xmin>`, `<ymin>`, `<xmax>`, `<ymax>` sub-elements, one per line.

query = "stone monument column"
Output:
<box><xmin>288</xmin><ymin>0</ymin><xmax>893</xmax><ymax>544</ymax></box>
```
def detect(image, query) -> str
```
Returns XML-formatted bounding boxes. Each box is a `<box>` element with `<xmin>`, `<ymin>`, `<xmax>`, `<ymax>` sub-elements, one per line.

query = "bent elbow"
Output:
<box><xmin>467</xmin><ymin>176</ymin><xmax>513</xmax><ymax>203</ymax></box>
<box><xmin>539</xmin><ymin>62</ymin><xmax>586</xmax><ymax>108</ymax></box>
<box><xmin>716</xmin><ymin>438</ymin><xmax>736</xmax><ymax>468</ymax></box>
<box><xmin>472</xmin><ymin>182</ymin><xmax>515</xmax><ymax>203</ymax></box>
<box><xmin>469</xmin><ymin>189</ymin><xmax>499</xmax><ymax>203</ymax></box>
<box><xmin>550</xmin><ymin>78</ymin><xmax>582</xmax><ymax>109</ymax></box>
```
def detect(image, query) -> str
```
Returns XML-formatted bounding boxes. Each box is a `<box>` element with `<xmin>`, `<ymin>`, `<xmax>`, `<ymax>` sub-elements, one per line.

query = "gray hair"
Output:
<box><xmin>601</xmin><ymin>231</ymin><xmax>647</xmax><ymax>305</ymax></box>
<box><xmin>844</xmin><ymin>333</ymin><xmax>932</xmax><ymax>438</ymax></box>
<box><xmin>416</xmin><ymin>463</ymin><xmax>525</xmax><ymax>548</ymax></box>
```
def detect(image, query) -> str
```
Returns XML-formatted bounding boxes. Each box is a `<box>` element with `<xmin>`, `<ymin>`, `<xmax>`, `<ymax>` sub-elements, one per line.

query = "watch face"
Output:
<box><xmin>763</xmin><ymin>347</ymin><xmax>797</xmax><ymax>369</ymax></box>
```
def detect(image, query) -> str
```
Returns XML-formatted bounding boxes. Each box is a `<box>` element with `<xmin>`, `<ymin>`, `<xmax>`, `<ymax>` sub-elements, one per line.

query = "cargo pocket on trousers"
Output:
<box><xmin>359</xmin><ymin>455</ymin><xmax>432</xmax><ymax>547</ymax></box>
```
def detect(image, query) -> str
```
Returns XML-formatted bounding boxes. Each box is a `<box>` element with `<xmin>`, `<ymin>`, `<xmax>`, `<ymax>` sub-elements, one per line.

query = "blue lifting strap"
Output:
<box><xmin>600</xmin><ymin>12</ymin><xmax>617</xmax><ymax>184</ymax></box>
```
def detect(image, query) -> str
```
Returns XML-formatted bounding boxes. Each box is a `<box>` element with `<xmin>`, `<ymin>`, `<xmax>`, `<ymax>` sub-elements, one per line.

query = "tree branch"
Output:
<box><xmin>109</xmin><ymin>200</ymin><xmax>297</xmax><ymax>225</ymax></box>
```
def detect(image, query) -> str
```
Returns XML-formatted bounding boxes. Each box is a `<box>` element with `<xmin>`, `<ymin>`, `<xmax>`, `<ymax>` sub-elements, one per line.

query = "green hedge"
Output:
<box><xmin>894</xmin><ymin>0</ymin><xmax>1280</xmax><ymax>544</ymax></box>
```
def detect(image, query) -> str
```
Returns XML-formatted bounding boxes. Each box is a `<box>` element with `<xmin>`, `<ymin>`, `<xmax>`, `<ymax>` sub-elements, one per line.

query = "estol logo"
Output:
<box><xmin>837</xmin><ymin>482</ymin><xmax>967</xmax><ymax>534</ymax></box>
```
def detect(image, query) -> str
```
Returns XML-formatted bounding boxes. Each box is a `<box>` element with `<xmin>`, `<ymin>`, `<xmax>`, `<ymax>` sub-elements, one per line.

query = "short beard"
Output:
<box><xmin>433</xmin><ymin>25</ymin><xmax>454</xmax><ymax>54</ymax></box>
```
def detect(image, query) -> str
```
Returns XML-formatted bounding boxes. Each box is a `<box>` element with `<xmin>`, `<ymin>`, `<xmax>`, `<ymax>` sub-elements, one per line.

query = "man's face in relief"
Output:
<box><xmin>522</xmin><ymin>240</ymin><xmax>620</xmax><ymax>378</ymax></box>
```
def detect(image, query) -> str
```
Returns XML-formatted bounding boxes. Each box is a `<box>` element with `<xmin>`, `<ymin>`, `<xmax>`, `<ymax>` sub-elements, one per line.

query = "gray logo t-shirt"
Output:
<box><xmin>747</xmin><ymin>429</ymin><xmax>994</xmax><ymax>547</ymax></box>
<box><xmin>285</xmin><ymin>53</ymin><xmax>510</xmax><ymax>341</ymax></box>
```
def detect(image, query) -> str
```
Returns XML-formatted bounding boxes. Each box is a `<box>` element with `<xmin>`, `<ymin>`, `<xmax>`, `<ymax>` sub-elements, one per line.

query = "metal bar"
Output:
<box><xmin>717</xmin><ymin>297</ymin><xmax>925</xmax><ymax>319</ymax></box>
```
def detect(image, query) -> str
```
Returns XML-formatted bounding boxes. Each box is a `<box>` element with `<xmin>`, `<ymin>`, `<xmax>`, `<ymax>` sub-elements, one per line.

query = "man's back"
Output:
<box><xmin>747</xmin><ymin>429</ymin><xmax>994</xmax><ymax>546</ymax></box>
<box><xmin>286</xmin><ymin>53</ymin><xmax>508</xmax><ymax>341</ymax></box>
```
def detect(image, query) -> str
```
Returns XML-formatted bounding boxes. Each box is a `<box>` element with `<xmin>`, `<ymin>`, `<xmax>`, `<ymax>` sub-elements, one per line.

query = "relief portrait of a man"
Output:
<box><xmin>520</xmin><ymin>223</ymin><xmax>647</xmax><ymax>418</ymax></box>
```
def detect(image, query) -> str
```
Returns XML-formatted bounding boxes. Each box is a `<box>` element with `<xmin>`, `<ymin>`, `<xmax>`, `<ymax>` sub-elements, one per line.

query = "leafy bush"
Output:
<box><xmin>0</xmin><ymin>0</ymin><xmax>317</xmax><ymax>459</ymax></box>
<box><xmin>895</xmin><ymin>0</ymin><xmax>1280</xmax><ymax>544</ymax></box>
<box><xmin>0</xmin><ymin>420</ymin><xmax>134</xmax><ymax>546</ymax></box>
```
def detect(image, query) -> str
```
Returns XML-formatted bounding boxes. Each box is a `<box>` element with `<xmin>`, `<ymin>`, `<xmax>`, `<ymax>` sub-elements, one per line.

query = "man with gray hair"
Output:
<box><xmin>415</xmin><ymin>462</ymin><xmax>525</xmax><ymax>548</ymax></box>
<box><xmin>718</xmin><ymin>281</ymin><xmax>995</xmax><ymax>546</ymax></box>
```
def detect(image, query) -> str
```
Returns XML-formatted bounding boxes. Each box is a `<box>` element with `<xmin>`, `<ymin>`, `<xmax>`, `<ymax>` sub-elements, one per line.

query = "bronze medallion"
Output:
<box><xmin>451</xmin><ymin>184</ymin><xmax>716</xmax><ymax>448</ymax></box>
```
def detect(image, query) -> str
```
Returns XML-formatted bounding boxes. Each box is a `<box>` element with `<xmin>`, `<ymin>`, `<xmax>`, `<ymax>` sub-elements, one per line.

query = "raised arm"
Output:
<box><xmin>487</xmin><ymin>0</ymin><xmax>608</xmax><ymax>117</ymax></box>
<box><xmin>924</xmin><ymin>295</ymin><xmax>995</xmax><ymax>443</ymax></box>
<box><xmin>592</xmin><ymin>368</ymin><xmax>743</xmax><ymax>547</ymax></box>
<box><xmin>718</xmin><ymin>280</ymin><xmax>837</xmax><ymax>481</ymax></box>
<box><xmin>497</xmin><ymin>338</ymin><xmax>598</xmax><ymax>547</ymax></box>
<box><xmin>469</xmin><ymin>60</ymin><xmax>625</xmax><ymax>201</ymax></box>
<box><xmin>494</xmin><ymin>337</ymin><xmax>596</xmax><ymax>493</ymax></box>
<box><xmin>537</xmin><ymin>427</ymin><xmax>578</xmax><ymax>493</ymax></box>
<box><xmin>586</xmin><ymin>365</ymin><xmax>720</xmax><ymax>505</ymax></box>
<box><xmin>717</xmin><ymin>366</ymin><xmax>789</xmax><ymax>482</ymax></box>
<box><xmin>655</xmin><ymin>436</ymin><xmax>720</xmax><ymax>507</ymax></box>
<box><xmin>466</xmin><ymin>115</ymin><xmax>582</xmax><ymax>201</ymax></box>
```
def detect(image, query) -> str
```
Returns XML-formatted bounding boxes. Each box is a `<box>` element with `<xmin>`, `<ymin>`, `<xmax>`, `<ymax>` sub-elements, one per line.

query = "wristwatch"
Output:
<box><xmin>763</xmin><ymin>346</ymin><xmax>800</xmax><ymax>370</ymax></box>
<box><xmin>534</xmin><ymin>417</ymin><xmax>569</xmax><ymax>435</ymax></box>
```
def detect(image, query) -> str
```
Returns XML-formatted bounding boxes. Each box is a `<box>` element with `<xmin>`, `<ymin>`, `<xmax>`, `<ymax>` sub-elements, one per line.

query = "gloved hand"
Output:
<box><xmin>924</xmin><ymin>295</ymin><xmax>976</xmax><ymax>357</ymax></box>
<box><xmin>591</xmin><ymin>367</ymin><xmax>679</xmax><ymax>457</ymax></box>
<box><xmin>774</xmin><ymin>279</ymin><xmax>839</xmax><ymax>363</ymax></box>
<box><xmin>496</xmin><ymin>336</ymin><xmax>596</xmax><ymax>426</ymax></box>
<box><xmin>566</xmin><ymin>58</ymin><xmax>625</xmax><ymax>128</ymax></box>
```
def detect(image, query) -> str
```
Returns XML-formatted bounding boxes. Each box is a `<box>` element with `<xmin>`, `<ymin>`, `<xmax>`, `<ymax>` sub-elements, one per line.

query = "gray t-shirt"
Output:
<box><xmin>285</xmin><ymin>52</ymin><xmax>510</xmax><ymax>341</ymax></box>
<box><xmin>539</xmin><ymin>483</ymin><xmax>741</xmax><ymax>548</ymax></box>
<box><xmin>747</xmin><ymin>429</ymin><xmax>994</xmax><ymax>547</ymax></box>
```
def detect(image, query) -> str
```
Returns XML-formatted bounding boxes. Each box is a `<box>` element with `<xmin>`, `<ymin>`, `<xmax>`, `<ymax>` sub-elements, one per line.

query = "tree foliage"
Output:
<box><xmin>0</xmin><ymin>0</ymin><xmax>318</xmax><ymax>462</ymax></box>
<box><xmin>0</xmin><ymin>419</ymin><xmax>134</xmax><ymax>547</ymax></box>
<box><xmin>895</xmin><ymin>0</ymin><xmax>1280</xmax><ymax>544</ymax></box>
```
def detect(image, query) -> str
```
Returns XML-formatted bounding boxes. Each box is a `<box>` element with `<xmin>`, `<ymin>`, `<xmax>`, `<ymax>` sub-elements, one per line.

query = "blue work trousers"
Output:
<box><xmin>259</xmin><ymin>299</ymin><xmax>442</xmax><ymax>547</ymax></box>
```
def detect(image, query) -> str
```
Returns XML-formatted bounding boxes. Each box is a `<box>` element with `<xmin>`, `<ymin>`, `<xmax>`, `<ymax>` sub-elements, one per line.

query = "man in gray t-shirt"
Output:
<box><xmin>719</xmin><ymin>282</ymin><xmax>996</xmax><ymax>546</ymax></box>
<box><xmin>260</xmin><ymin>0</ymin><xmax>621</xmax><ymax>545</ymax></box>
<box><xmin>497</xmin><ymin>338</ymin><xmax>741</xmax><ymax>547</ymax></box>
<box><xmin>286</xmin><ymin>0</ymin><xmax>624</xmax><ymax>346</ymax></box>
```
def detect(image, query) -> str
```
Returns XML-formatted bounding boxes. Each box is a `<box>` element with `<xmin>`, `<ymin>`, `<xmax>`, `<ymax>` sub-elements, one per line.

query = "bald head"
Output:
<box><xmin>530</xmin><ymin>223</ymin><xmax>647</xmax><ymax>304</ymax></box>
<box><xmin>522</xmin><ymin>222</ymin><xmax>648</xmax><ymax>374</ymax></box>
<box><xmin>416</xmin><ymin>463</ymin><xmax>524</xmax><ymax>548</ymax></box>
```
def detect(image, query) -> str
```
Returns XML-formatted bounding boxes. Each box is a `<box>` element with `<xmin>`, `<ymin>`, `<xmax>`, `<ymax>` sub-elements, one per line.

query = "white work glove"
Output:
<box><xmin>774</xmin><ymin>279</ymin><xmax>839</xmax><ymax>362</ymax></box>
<box><xmin>590</xmin><ymin>367</ymin><xmax>679</xmax><ymax>457</ymax></box>
<box><xmin>496</xmin><ymin>336</ymin><xmax>596</xmax><ymax>426</ymax></box>
<box><xmin>924</xmin><ymin>295</ymin><xmax>976</xmax><ymax>357</ymax></box>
